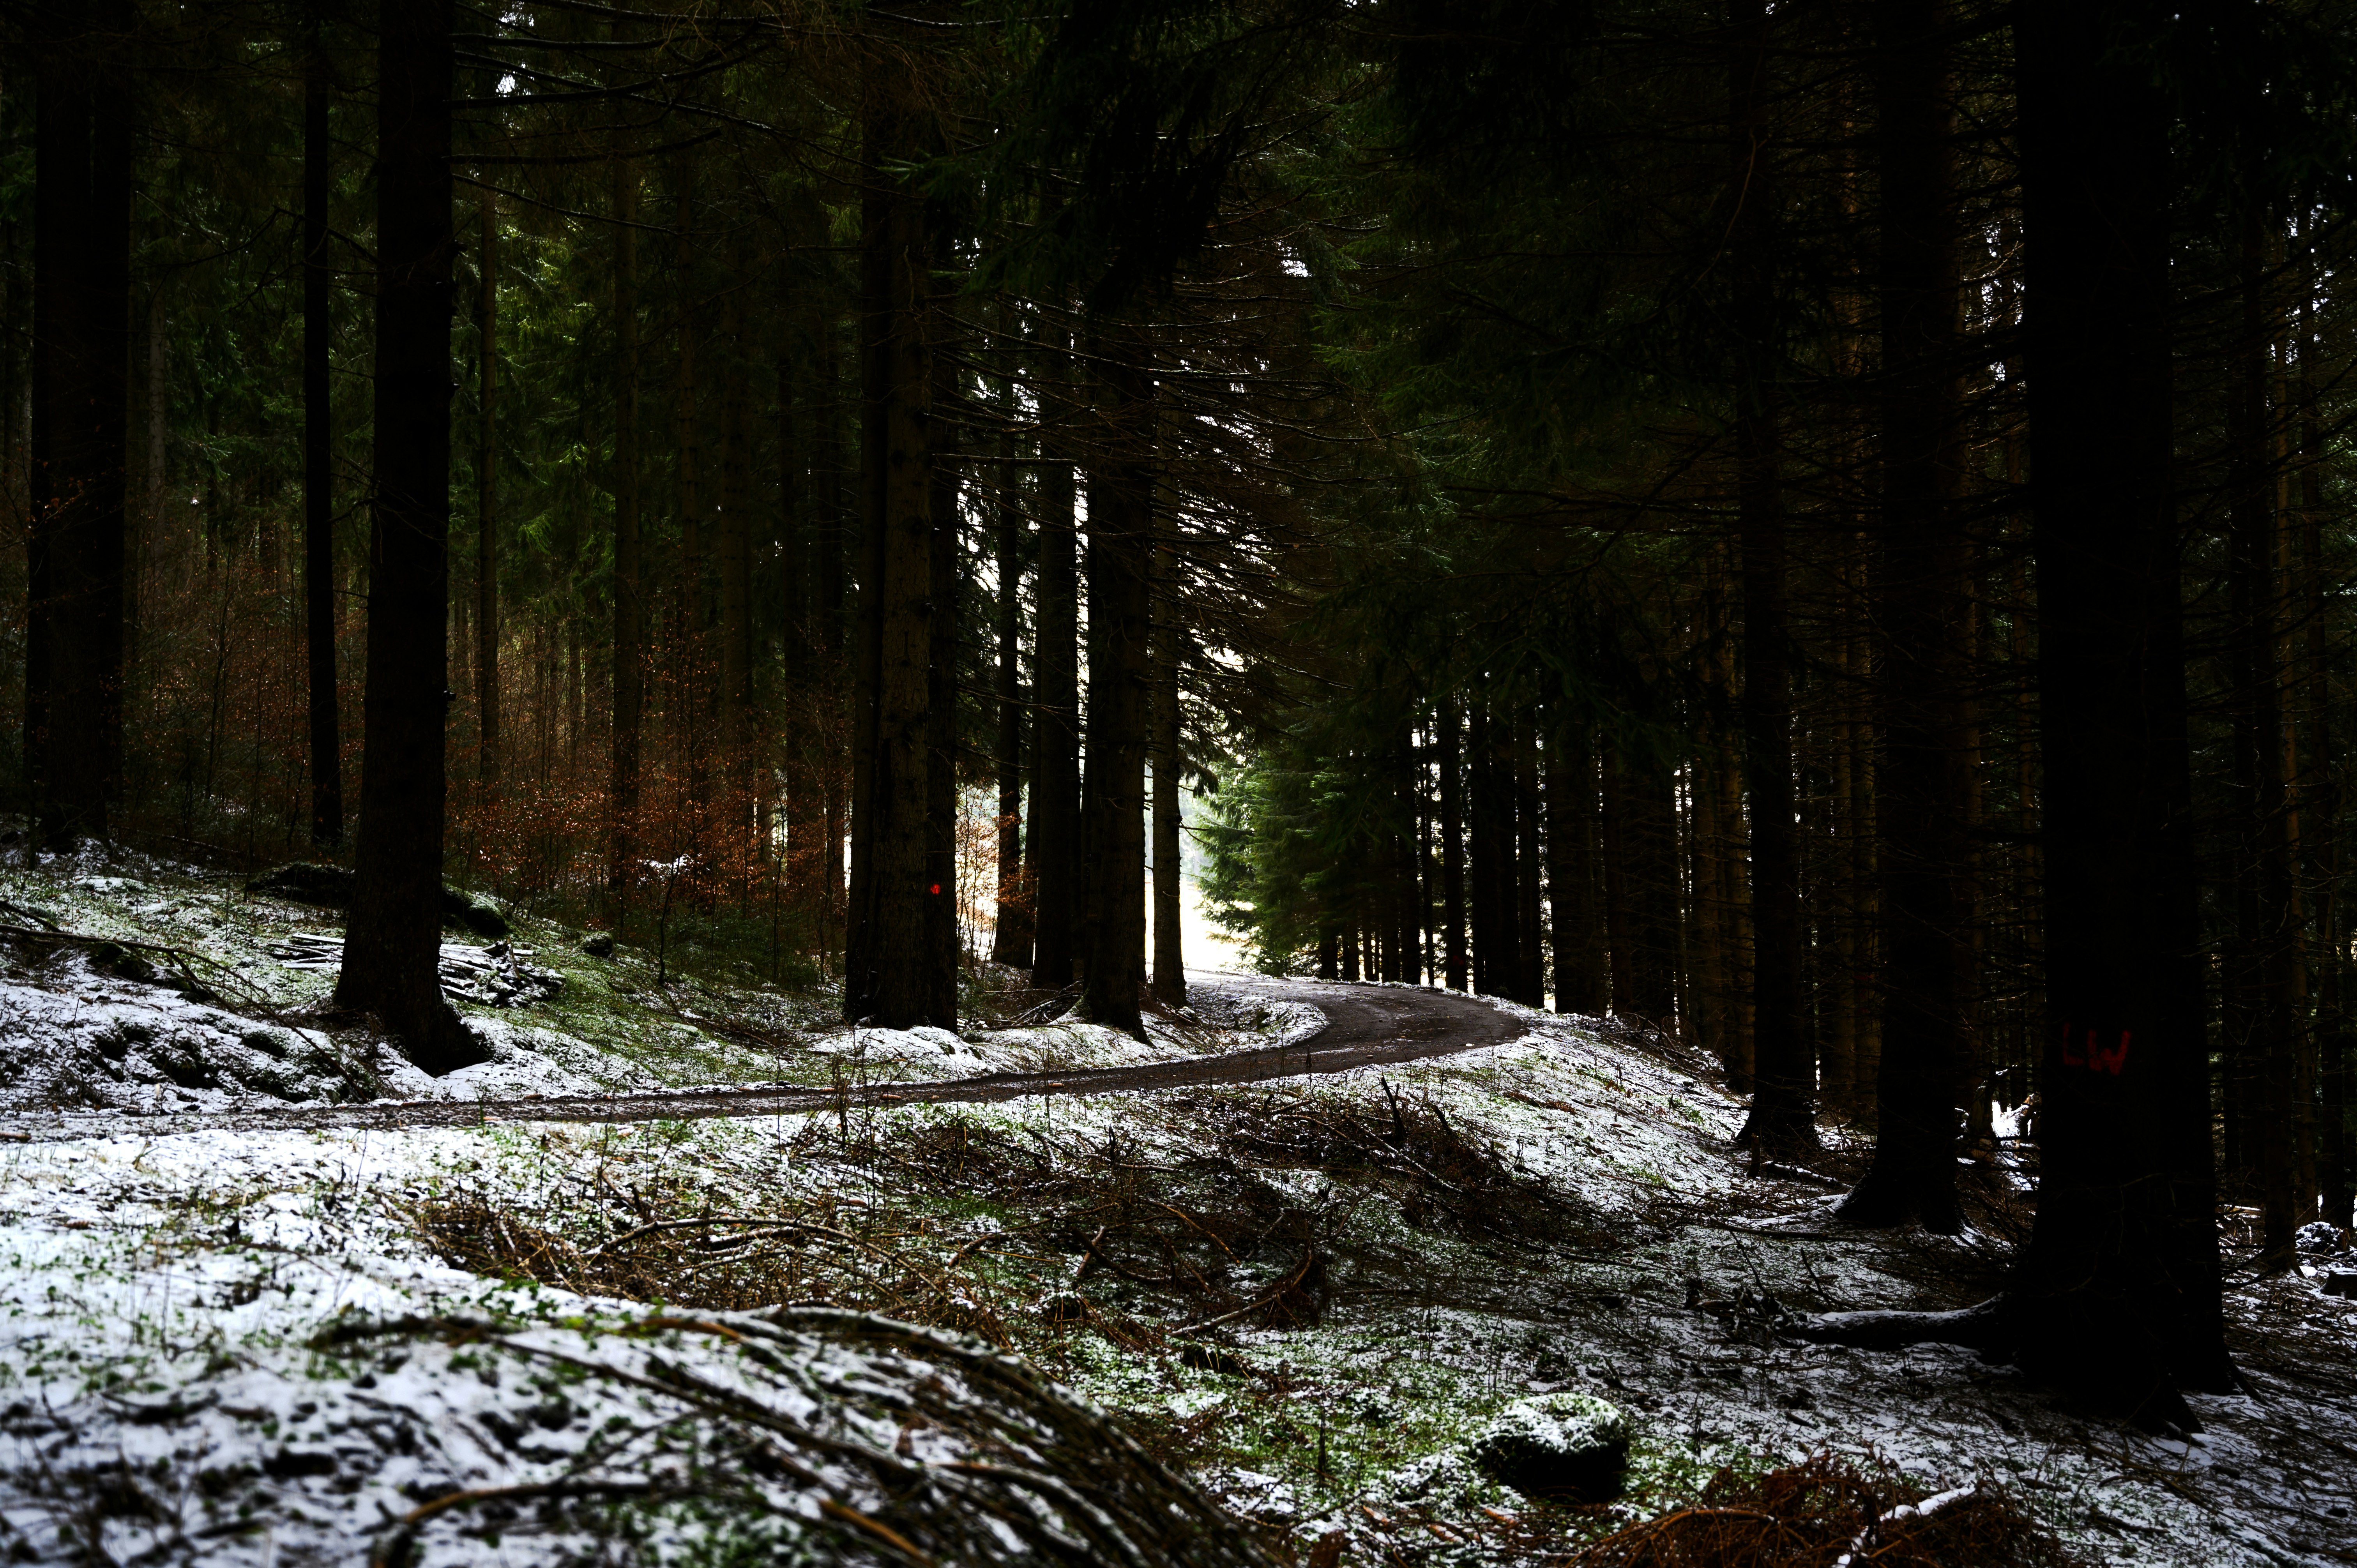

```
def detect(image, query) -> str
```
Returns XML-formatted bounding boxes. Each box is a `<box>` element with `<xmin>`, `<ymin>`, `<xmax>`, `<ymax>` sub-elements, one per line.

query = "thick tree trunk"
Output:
<box><xmin>337</xmin><ymin>0</ymin><xmax>482</xmax><ymax>1072</ymax></box>
<box><xmin>475</xmin><ymin>191</ymin><xmax>500</xmax><ymax>785</ymax></box>
<box><xmin>1841</xmin><ymin>0</ymin><xmax>1965</xmax><ymax>1232</ymax></box>
<box><xmin>1078</xmin><ymin>346</ymin><xmax>1152</xmax><ymax>1037</ymax></box>
<box><xmin>609</xmin><ymin>155</ymin><xmax>644</xmax><ymax>902</ymax></box>
<box><xmin>2013</xmin><ymin>0</ymin><xmax>2232</xmax><ymax>1414</ymax></box>
<box><xmin>1725</xmin><ymin>0</ymin><xmax>1812</xmax><ymax>1155</ymax></box>
<box><xmin>303</xmin><ymin>25</ymin><xmax>343</xmax><ymax>849</ymax></box>
<box><xmin>27</xmin><ymin>6</ymin><xmax>133</xmax><ymax>849</ymax></box>
<box><xmin>843</xmin><ymin>66</ymin><xmax>934</xmax><ymax>1027</ymax></box>
<box><xmin>1439</xmin><ymin>698</ymin><xmax>1468</xmax><ymax>991</ymax></box>
<box><xmin>1151</xmin><ymin>541</ymin><xmax>1185</xmax><ymax>1006</ymax></box>
<box><xmin>1027</xmin><ymin>324</ymin><xmax>1082</xmax><ymax>990</ymax></box>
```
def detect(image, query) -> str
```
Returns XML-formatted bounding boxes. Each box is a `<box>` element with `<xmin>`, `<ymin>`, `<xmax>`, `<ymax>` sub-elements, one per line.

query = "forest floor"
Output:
<box><xmin>0</xmin><ymin>842</ymin><xmax>2353</xmax><ymax>1566</ymax></box>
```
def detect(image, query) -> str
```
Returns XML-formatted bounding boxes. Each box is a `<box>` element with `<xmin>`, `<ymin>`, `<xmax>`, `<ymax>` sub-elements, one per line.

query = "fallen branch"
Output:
<box><xmin>1786</xmin><ymin>1298</ymin><xmax>2007</xmax><ymax>1351</ymax></box>
<box><xmin>1179</xmin><ymin>1246</ymin><xmax>1321</xmax><ymax>1332</ymax></box>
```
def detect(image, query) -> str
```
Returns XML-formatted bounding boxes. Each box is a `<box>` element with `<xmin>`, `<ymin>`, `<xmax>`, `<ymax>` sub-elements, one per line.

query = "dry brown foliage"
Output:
<box><xmin>1571</xmin><ymin>1454</ymin><xmax>2085</xmax><ymax>1568</ymax></box>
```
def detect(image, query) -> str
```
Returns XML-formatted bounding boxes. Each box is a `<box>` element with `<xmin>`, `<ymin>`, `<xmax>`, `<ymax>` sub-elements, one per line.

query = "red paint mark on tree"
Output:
<box><xmin>2059</xmin><ymin>1022</ymin><xmax>2130</xmax><ymax>1075</ymax></box>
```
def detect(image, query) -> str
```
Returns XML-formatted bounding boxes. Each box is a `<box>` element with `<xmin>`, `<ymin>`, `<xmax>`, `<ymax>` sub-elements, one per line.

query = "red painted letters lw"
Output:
<box><xmin>2059</xmin><ymin>1022</ymin><xmax>2130</xmax><ymax>1075</ymax></box>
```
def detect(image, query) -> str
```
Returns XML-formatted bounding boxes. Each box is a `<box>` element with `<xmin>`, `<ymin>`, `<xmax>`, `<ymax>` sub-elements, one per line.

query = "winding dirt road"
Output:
<box><xmin>0</xmin><ymin>976</ymin><xmax>1524</xmax><ymax>1143</ymax></box>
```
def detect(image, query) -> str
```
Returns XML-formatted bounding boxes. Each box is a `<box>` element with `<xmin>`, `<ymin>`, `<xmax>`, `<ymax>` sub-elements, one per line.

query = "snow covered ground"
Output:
<box><xmin>1</xmin><ymin>849</ymin><xmax>2352</xmax><ymax>1565</ymax></box>
<box><xmin>0</xmin><ymin>847</ymin><xmax>1297</xmax><ymax>1119</ymax></box>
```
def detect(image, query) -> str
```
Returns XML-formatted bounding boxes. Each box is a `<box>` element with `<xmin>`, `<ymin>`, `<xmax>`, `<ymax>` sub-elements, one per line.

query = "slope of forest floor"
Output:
<box><xmin>0</xmin><ymin>846</ymin><xmax>2352</xmax><ymax>1566</ymax></box>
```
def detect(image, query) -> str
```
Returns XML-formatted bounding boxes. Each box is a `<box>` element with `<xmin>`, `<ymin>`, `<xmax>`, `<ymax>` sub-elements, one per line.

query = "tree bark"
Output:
<box><xmin>989</xmin><ymin>357</ymin><xmax>1034</xmax><ymax>968</ymax></box>
<box><xmin>1514</xmin><ymin>714</ymin><xmax>1545</xmax><ymax>1006</ymax></box>
<box><xmin>27</xmin><ymin>4</ymin><xmax>133</xmax><ymax>849</ymax></box>
<box><xmin>1469</xmin><ymin>701</ymin><xmax>1510</xmax><ymax>997</ymax></box>
<box><xmin>671</xmin><ymin>163</ymin><xmax>708</xmax><ymax>825</ymax></box>
<box><xmin>843</xmin><ymin>58</ymin><xmax>935</xmax><ymax>1028</ymax></box>
<box><xmin>2013</xmin><ymin>0</ymin><xmax>2233</xmax><ymax>1414</ymax></box>
<box><xmin>923</xmin><ymin>284</ymin><xmax>960</xmax><ymax>1029</ymax></box>
<box><xmin>337</xmin><ymin>0</ymin><xmax>482</xmax><ymax>1072</ymax></box>
<box><xmin>1725</xmin><ymin>0</ymin><xmax>1811</xmax><ymax>1155</ymax></box>
<box><xmin>609</xmin><ymin>153</ymin><xmax>644</xmax><ymax>902</ymax></box>
<box><xmin>1027</xmin><ymin>321</ymin><xmax>1082</xmax><ymax>990</ymax></box>
<box><xmin>2227</xmin><ymin>214</ymin><xmax>2302</xmax><ymax>1266</ymax></box>
<box><xmin>719</xmin><ymin>230</ymin><xmax>756</xmax><ymax>840</ymax></box>
<box><xmin>1841</xmin><ymin>0</ymin><xmax>1965</xmax><ymax>1232</ymax></box>
<box><xmin>2301</xmin><ymin>283</ymin><xmax>2352</xmax><ymax>1229</ymax></box>
<box><xmin>1151</xmin><ymin>540</ymin><xmax>1185</xmax><ymax>1006</ymax></box>
<box><xmin>1397</xmin><ymin>736</ymin><xmax>1421</xmax><ymax>985</ymax></box>
<box><xmin>1079</xmin><ymin>345</ymin><xmax>1153</xmax><ymax>1037</ymax></box>
<box><xmin>1623</xmin><ymin>744</ymin><xmax>1680</xmax><ymax>1022</ymax></box>
<box><xmin>1549</xmin><ymin>713</ymin><xmax>1607</xmax><ymax>1015</ymax></box>
<box><xmin>1439</xmin><ymin>697</ymin><xmax>1468</xmax><ymax>991</ymax></box>
<box><xmin>303</xmin><ymin>20</ymin><xmax>343</xmax><ymax>849</ymax></box>
<box><xmin>475</xmin><ymin>191</ymin><xmax>500</xmax><ymax>785</ymax></box>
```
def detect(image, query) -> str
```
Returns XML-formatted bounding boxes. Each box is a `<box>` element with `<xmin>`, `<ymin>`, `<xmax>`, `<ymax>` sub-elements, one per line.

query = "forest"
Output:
<box><xmin>3</xmin><ymin>1</ymin><xmax>2357</xmax><ymax>1565</ymax></box>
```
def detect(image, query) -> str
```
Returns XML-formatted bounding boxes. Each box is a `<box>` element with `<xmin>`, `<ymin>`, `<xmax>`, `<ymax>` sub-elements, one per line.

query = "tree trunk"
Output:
<box><xmin>1469</xmin><ymin>701</ymin><xmax>1507</xmax><ymax>997</ymax></box>
<box><xmin>1841</xmin><ymin>0</ymin><xmax>1965</xmax><ymax>1231</ymax></box>
<box><xmin>843</xmin><ymin>60</ymin><xmax>935</xmax><ymax>1028</ymax></box>
<box><xmin>2301</xmin><ymin>285</ymin><xmax>2352</xmax><ymax>1228</ymax></box>
<box><xmin>719</xmin><ymin>231</ymin><xmax>756</xmax><ymax>843</ymax></box>
<box><xmin>1602</xmin><ymin>745</ymin><xmax>1632</xmax><ymax>1012</ymax></box>
<box><xmin>475</xmin><ymin>190</ymin><xmax>500</xmax><ymax>785</ymax></box>
<box><xmin>303</xmin><ymin>25</ymin><xmax>343</xmax><ymax>849</ymax></box>
<box><xmin>1397</xmin><ymin>737</ymin><xmax>1421</xmax><ymax>985</ymax></box>
<box><xmin>2227</xmin><ymin>214</ymin><xmax>2302</xmax><ymax>1266</ymax></box>
<box><xmin>1725</xmin><ymin>0</ymin><xmax>1812</xmax><ymax>1155</ymax></box>
<box><xmin>27</xmin><ymin>4</ymin><xmax>133</xmax><ymax>849</ymax></box>
<box><xmin>1691</xmin><ymin>712</ymin><xmax>1734</xmax><ymax>1065</ymax></box>
<box><xmin>1514</xmin><ymin>714</ymin><xmax>1545</xmax><ymax>1006</ymax></box>
<box><xmin>1027</xmin><ymin>322</ymin><xmax>1082</xmax><ymax>991</ymax></box>
<box><xmin>923</xmin><ymin>295</ymin><xmax>959</xmax><ymax>1029</ymax></box>
<box><xmin>610</xmin><ymin>153</ymin><xmax>644</xmax><ymax>902</ymax></box>
<box><xmin>1822</xmin><ymin>580</ymin><xmax>1861</xmax><ymax>1114</ymax></box>
<box><xmin>670</xmin><ymin>163</ymin><xmax>709</xmax><ymax>828</ymax></box>
<box><xmin>989</xmin><ymin>367</ymin><xmax>1034</xmax><ymax>968</ymax></box>
<box><xmin>816</xmin><ymin>307</ymin><xmax>848</xmax><ymax>965</ymax></box>
<box><xmin>337</xmin><ymin>0</ymin><xmax>481</xmax><ymax>1072</ymax></box>
<box><xmin>775</xmin><ymin>261</ymin><xmax>808</xmax><ymax>915</ymax></box>
<box><xmin>1079</xmin><ymin>345</ymin><xmax>1152</xmax><ymax>1037</ymax></box>
<box><xmin>1624</xmin><ymin>745</ymin><xmax>1680</xmax><ymax>1022</ymax></box>
<box><xmin>1549</xmin><ymin>713</ymin><xmax>1607</xmax><ymax>1015</ymax></box>
<box><xmin>1439</xmin><ymin>697</ymin><xmax>1468</xmax><ymax>991</ymax></box>
<box><xmin>2013</xmin><ymin>0</ymin><xmax>2232</xmax><ymax>1414</ymax></box>
<box><xmin>1151</xmin><ymin>540</ymin><xmax>1185</xmax><ymax>1006</ymax></box>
